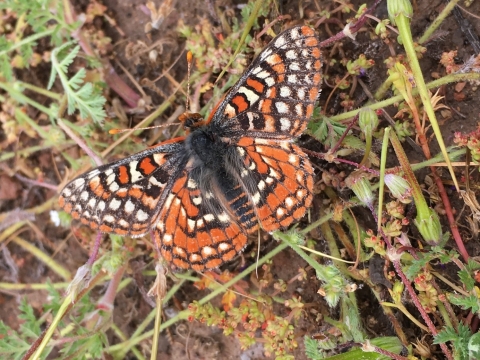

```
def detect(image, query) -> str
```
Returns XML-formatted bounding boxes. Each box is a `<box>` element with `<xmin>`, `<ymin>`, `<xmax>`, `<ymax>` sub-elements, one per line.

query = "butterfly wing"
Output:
<box><xmin>229</xmin><ymin>137</ymin><xmax>314</xmax><ymax>232</ymax></box>
<box><xmin>59</xmin><ymin>139</ymin><xmax>188</xmax><ymax>237</ymax></box>
<box><xmin>209</xmin><ymin>25</ymin><xmax>322</xmax><ymax>139</ymax></box>
<box><xmin>153</xmin><ymin>166</ymin><xmax>254</xmax><ymax>271</ymax></box>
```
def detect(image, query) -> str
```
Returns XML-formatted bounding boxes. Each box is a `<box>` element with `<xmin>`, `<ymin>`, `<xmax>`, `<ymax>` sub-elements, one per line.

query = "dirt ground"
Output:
<box><xmin>1</xmin><ymin>0</ymin><xmax>480</xmax><ymax>359</ymax></box>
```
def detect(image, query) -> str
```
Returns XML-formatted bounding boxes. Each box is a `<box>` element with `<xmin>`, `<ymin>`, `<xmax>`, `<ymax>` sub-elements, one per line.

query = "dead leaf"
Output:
<box><xmin>0</xmin><ymin>175</ymin><xmax>21</xmax><ymax>200</ymax></box>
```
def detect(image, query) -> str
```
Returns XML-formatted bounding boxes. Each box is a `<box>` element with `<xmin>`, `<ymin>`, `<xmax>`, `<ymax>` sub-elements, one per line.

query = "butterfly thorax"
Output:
<box><xmin>186</xmin><ymin>123</ymin><xmax>228</xmax><ymax>171</ymax></box>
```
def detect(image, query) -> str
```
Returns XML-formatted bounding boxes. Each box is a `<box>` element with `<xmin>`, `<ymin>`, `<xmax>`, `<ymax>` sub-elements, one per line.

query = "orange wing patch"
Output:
<box><xmin>154</xmin><ymin>172</ymin><xmax>249</xmax><ymax>271</ymax></box>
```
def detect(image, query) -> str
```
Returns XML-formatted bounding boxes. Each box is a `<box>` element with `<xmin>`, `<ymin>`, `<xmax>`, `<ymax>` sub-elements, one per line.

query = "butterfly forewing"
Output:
<box><xmin>59</xmin><ymin>140</ymin><xmax>186</xmax><ymax>237</ymax></box>
<box><xmin>214</xmin><ymin>26</ymin><xmax>322</xmax><ymax>139</ymax></box>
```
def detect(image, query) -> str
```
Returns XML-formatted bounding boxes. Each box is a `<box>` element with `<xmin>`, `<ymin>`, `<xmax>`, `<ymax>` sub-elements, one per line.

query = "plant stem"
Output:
<box><xmin>418</xmin><ymin>0</ymin><xmax>460</xmax><ymax>44</ymax></box>
<box><xmin>395</xmin><ymin>10</ymin><xmax>457</xmax><ymax>189</ymax></box>
<box><xmin>329</xmin><ymin>72</ymin><xmax>480</xmax><ymax>122</ymax></box>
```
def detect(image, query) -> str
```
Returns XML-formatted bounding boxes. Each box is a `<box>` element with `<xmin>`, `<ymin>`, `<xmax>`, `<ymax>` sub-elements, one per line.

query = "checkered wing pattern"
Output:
<box><xmin>153</xmin><ymin>168</ymin><xmax>252</xmax><ymax>271</ymax></box>
<box><xmin>233</xmin><ymin>137</ymin><xmax>314</xmax><ymax>231</ymax></box>
<box><xmin>59</xmin><ymin>139</ymin><xmax>186</xmax><ymax>237</ymax></box>
<box><xmin>59</xmin><ymin>25</ymin><xmax>321</xmax><ymax>271</ymax></box>
<box><xmin>211</xmin><ymin>26</ymin><xmax>322</xmax><ymax>139</ymax></box>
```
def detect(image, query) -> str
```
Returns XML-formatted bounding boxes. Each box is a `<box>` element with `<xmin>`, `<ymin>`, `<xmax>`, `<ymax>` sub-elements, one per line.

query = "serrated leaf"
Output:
<box><xmin>458</xmin><ymin>269</ymin><xmax>475</xmax><ymax>291</ymax></box>
<box><xmin>448</xmin><ymin>294</ymin><xmax>480</xmax><ymax>313</ymax></box>
<box><xmin>469</xmin><ymin>332</ymin><xmax>480</xmax><ymax>359</ymax></box>
<box><xmin>304</xmin><ymin>336</ymin><xmax>325</xmax><ymax>360</ymax></box>
<box><xmin>68</xmin><ymin>69</ymin><xmax>86</xmax><ymax>90</ymax></box>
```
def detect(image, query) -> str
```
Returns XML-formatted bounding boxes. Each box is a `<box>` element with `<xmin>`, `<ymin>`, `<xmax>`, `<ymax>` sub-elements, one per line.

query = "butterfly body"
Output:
<box><xmin>59</xmin><ymin>25</ymin><xmax>322</xmax><ymax>271</ymax></box>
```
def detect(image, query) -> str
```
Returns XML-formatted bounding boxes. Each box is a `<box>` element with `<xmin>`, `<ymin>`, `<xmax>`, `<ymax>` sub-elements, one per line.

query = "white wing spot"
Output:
<box><xmin>289</xmin><ymin>154</ymin><xmax>298</xmax><ymax>164</ymax></box>
<box><xmin>106</xmin><ymin>172</ymin><xmax>116</xmax><ymax>185</ymax></box>
<box><xmin>252</xmin><ymin>192</ymin><xmax>261</xmax><ymax>205</ymax></box>
<box><xmin>202</xmin><ymin>246</ymin><xmax>214</xmax><ymax>256</ymax></box>
<box><xmin>190</xmin><ymin>254</ymin><xmax>200</xmax><ymax>261</ymax></box>
<box><xmin>153</xmin><ymin>153</ymin><xmax>165</xmax><ymax>165</ymax></box>
<box><xmin>218</xmin><ymin>212</ymin><xmax>229</xmax><ymax>223</ymax></box>
<box><xmin>164</xmin><ymin>233</ymin><xmax>173</xmax><ymax>244</ymax></box>
<box><xmin>218</xmin><ymin>243</ymin><xmax>230</xmax><ymax>251</ymax></box>
<box><xmin>109</xmin><ymin>182</ymin><xmax>119</xmax><ymax>192</ymax></box>
<box><xmin>280</xmin><ymin>118</ymin><xmax>291</xmax><ymax>131</ymax></box>
<box><xmin>274</xmin><ymin>35</ymin><xmax>286</xmax><ymax>48</ymax></box>
<box><xmin>285</xmin><ymin>197</ymin><xmax>294</xmax><ymax>209</ymax></box>
<box><xmin>125</xmin><ymin>200</ymin><xmax>135</xmax><ymax>214</ymax></box>
<box><xmin>118</xmin><ymin>219</ymin><xmax>129</xmax><ymax>228</ymax></box>
<box><xmin>297</xmin><ymin>88</ymin><xmax>306</xmax><ymax>100</ymax></box>
<box><xmin>285</xmin><ymin>50</ymin><xmax>296</xmax><ymax>59</ymax></box>
<box><xmin>87</xmin><ymin>198</ymin><xmax>96</xmax><ymax>209</ymax></box>
<box><xmin>275</xmin><ymin>102</ymin><xmax>289</xmax><ymax>113</ymax></box>
<box><xmin>136</xmin><ymin>209</ymin><xmax>148</xmax><ymax>221</ymax></box>
<box><xmin>109</xmin><ymin>198</ymin><xmax>121</xmax><ymax>210</ymax></box>
<box><xmin>174</xmin><ymin>247</ymin><xmax>185</xmax><ymax>255</ymax></box>
<box><xmin>256</xmin><ymin>70</ymin><xmax>270</xmax><ymax>79</ymax></box>
<box><xmin>280</xmin><ymin>86</ymin><xmax>291</xmax><ymax>97</ymax></box>
<box><xmin>287</xmin><ymin>74</ymin><xmax>298</xmax><ymax>84</ymax></box>
<box><xmin>269</xmin><ymin>168</ymin><xmax>280</xmax><ymax>179</ymax></box>
<box><xmin>204</xmin><ymin>214</ymin><xmax>215</xmax><ymax>222</ymax></box>
<box><xmin>289</xmin><ymin>62</ymin><xmax>300</xmax><ymax>71</ymax></box>
<box><xmin>187</xmin><ymin>178</ymin><xmax>197</xmax><ymax>189</ymax></box>
<box><xmin>164</xmin><ymin>194</ymin><xmax>175</xmax><ymax>209</ymax></box>
<box><xmin>258</xmin><ymin>180</ymin><xmax>266</xmax><ymax>191</ymax></box>
<box><xmin>290</xmin><ymin>27</ymin><xmax>300</xmax><ymax>39</ymax></box>
<box><xmin>62</xmin><ymin>187</ymin><xmax>72</xmax><ymax>197</ymax></box>
<box><xmin>296</xmin><ymin>189</ymin><xmax>305</xmax><ymax>199</ymax></box>
<box><xmin>149</xmin><ymin>176</ymin><xmax>163</xmax><ymax>187</ymax></box>
<box><xmin>225</xmin><ymin>103</ymin><xmax>236</xmax><ymax>117</ymax></box>
<box><xmin>295</xmin><ymin>104</ymin><xmax>303</xmax><ymax>116</ymax></box>
<box><xmin>73</xmin><ymin>178</ymin><xmax>86</xmax><ymax>189</ymax></box>
<box><xmin>239</xmin><ymin>86</ymin><xmax>260</xmax><ymax>103</ymax></box>
<box><xmin>187</xmin><ymin>219</ymin><xmax>196</xmax><ymax>232</ymax></box>
<box><xmin>98</xmin><ymin>201</ymin><xmax>106</xmax><ymax>211</ymax></box>
<box><xmin>129</xmin><ymin>161</ymin><xmax>143</xmax><ymax>182</ymax></box>
<box><xmin>252</xmin><ymin>66</ymin><xmax>262</xmax><ymax>74</ymax></box>
<box><xmin>205</xmin><ymin>192</ymin><xmax>214</xmax><ymax>199</ymax></box>
<box><xmin>103</xmin><ymin>214</ymin><xmax>115</xmax><ymax>223</ymax></box>
<box><xmin>260</xmin><ymin>48</ymin><xmax>273</xmax><ymax>60</ymax></box>
<box><xmin>265</xmin><ymin>77</ymin><xmax>275</xmax><ymax>87</ymax></box>
<box><xmin>237</xmin><ymin>147</ymin><xmax>246</xmax><ymax>156</ymax></box>
<box><xmin>192</xmin><ymin>196</ymin><xmax>202</xmax><ymax>205</ymax></box>
<box><xmin>80</xmin><ymin>191</ymin><xmax>89</xmax><ymax>201</ymax></box>
<box><xmin>276</xmin><ymin>207</ymin><xmax>285</xmax><ymax>217</ymax></box>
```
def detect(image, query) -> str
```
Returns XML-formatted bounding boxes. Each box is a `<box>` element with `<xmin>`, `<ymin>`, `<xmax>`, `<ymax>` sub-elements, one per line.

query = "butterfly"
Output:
<box><xmin>59</xmin><ymin>25</ymin><xmax>322</xmax><ymax>271</ymax></box>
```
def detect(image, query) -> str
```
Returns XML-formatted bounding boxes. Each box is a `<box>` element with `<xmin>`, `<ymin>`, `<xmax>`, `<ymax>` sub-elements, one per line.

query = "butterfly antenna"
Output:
<box><xmin>109</xmin><ymin>123</ymin><xmax>180</xmax><ymax>135</ymax></box>
<box><xmin>186</xmin><ymin>51</ymin><xmax>193</xmax><ymax>112</ymax></box>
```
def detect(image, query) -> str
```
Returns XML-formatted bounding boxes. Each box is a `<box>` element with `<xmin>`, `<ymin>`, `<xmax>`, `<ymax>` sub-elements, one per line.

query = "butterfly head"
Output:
<box><xmin>179</xmin><ymin>112</ymin><xmax>207</xmax><ymax>132</ymax></box>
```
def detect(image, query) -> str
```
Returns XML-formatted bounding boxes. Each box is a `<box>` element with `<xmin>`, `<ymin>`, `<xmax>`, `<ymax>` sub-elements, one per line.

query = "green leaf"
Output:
<box><xmin>469</xmin><ymin>332</ymin><xmax>480</xmax><ymax>359</ymax></box>
<box><xmin>458</xmin><ymin>269</ymin><xmax>475</xmax><ymax>291</ymax></box>
<box><xmin>448</xmin><ymin>294</ymin><xmax>480</xmax><ymax>313</ymax></box>
<box><xmin>434</xmin><ymin>324</ymin><xmax>471</xmax><ymax>360</ymax></box>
